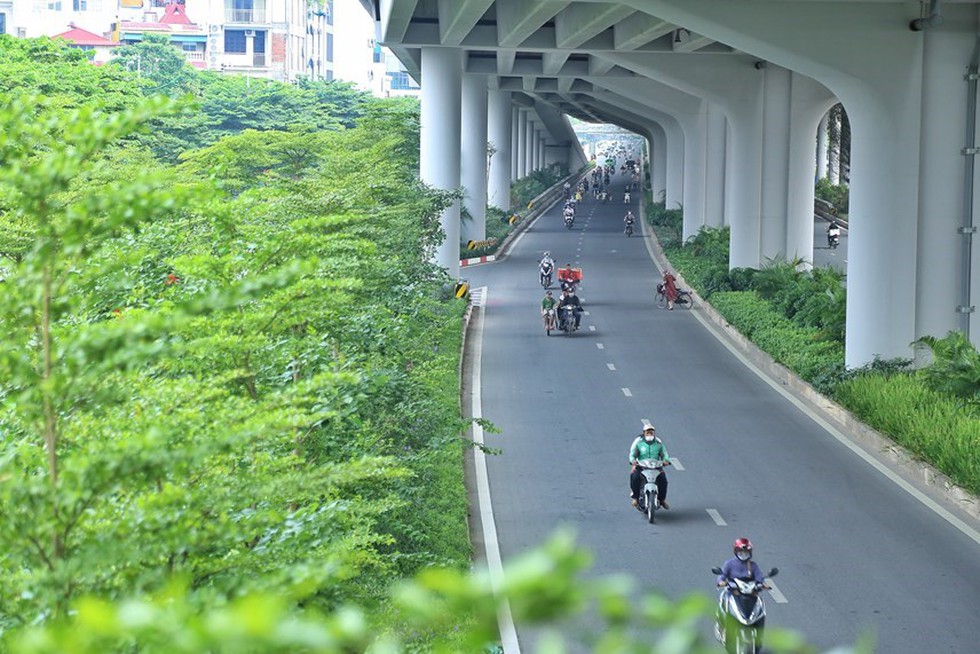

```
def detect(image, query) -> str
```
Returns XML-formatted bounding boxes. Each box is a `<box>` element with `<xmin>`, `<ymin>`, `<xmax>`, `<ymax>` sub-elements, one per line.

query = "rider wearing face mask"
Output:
<box><xmin>717</xmin><ymin>538</ymin><xmax>766</xmax><ymax>586</ymax></box>
<box><xmin>628</xmin><ymin>425</ymin><xmax>670</xmax><ymax>509</ymax></box>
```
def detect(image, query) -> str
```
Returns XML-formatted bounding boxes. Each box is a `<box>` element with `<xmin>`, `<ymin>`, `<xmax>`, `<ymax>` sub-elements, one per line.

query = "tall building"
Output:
<box><xmin>331</xmin><ymin>0</ymin><xmax>386</xmax><ymax>94</ymax></box>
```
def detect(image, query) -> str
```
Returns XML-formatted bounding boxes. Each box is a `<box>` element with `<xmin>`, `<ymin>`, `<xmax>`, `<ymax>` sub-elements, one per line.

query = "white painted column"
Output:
<box><xmin>760</xmin><ymin>65</ymin><xmax>792</xmax><ymax>263</ymax></box>
<box><xmin>511</xmin><ymin>107</ymin><xmax>519</xmax><ymax>181</ymax></box>
<box><xmin>530</xmin><ymin>126</ymin><xmax>540</xmax><ymax>171</ymax></box>
<box><xmin>539</xmin><ymin>134</ymin><xmax>547</xmax><ymax>170</ymax></box>
<box><xmin>916</xmin><ymin>26</ymin><xmax>974</xmax><ymax>349</ymax></box>
<box><xmin>525</xmin><ymin>117</ymin><xmax>536</xmax><ymax>174</ymax></box>
<box><xmin>704</xmin><ymin>103</ymin><xmax>727</xmax><ymax>229</ymax></box>
<box><xmin>516</xmin><ymin>109</ymin><xmax>527</xmax><ymax>179</ymax></box>
<box><xmin>727</xmin><ymin>87</ymin><xmax>765</xmax><ymax>269</ymax></box>
<box><xmin>816</xmin><ymin>112</ymin><xmax>829</xmax><ymax>181</ymax></box>
<box><xmin>487</xmin><ymin>89</ymin><xmax>512</xmax><ymax>211</ymax></box>
<box><xmin>665</xmin><ymin>122</ymin><xmax>685</xmax><ymax>211</ymax></box>
<box><xmin>420</xmin><ymin>47</ymin><xmax>462</xmax><ymax>278</ymax></box>
<box><xmin>650</xmin><ymin>123</ymin><xmax>668</xmax><ymax>203</ymax></box>
<box><xmin>461</xmin><ymin>74</ymin><xmax>488</xmax><ymax>243</ymax></box>
<box><xmin>787</xmin><ymin>74</ymin><xmax>836</xmax><ymax>266</ymax></box>
<box><xmin>681</xmin><ymin>102</ymin><xmax>707</xmax><ymax>241</ymax></box>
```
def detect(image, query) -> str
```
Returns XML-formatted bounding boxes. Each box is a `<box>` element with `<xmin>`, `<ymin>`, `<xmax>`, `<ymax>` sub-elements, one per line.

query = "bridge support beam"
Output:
<box><xmin>420</xmin><ymin>47</ymin><xmax>462</xmax><ymax>278</ymax></box>
<box><xmin>516</xmin><ymin>109</ymin><xmax>527</xmax><ymax>179</ymax></box>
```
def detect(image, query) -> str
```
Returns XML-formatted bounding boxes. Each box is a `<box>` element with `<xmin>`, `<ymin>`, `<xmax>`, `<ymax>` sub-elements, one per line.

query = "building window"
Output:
<box><xmin>224</xmin><ymin>29</ymin><xmax>246</xmax><ymax>53</ymax></box>
<box><xmin>47</xmin><ymin>1</ymin><xmax>62</xmax><ymax>10</ymax></box>
<box><xmin>326</xmin><ymin>32</ymin><xmax>333</xmax><ymax>62</ymax></box>
<box><xmin>326</xmin><ymin>69</ymin><xmax>333</xmax><ymax>81</ymax></box>
<box><xmin>73</xmin><ymin>0</ymin><xmax>86</xmax><ymax>9</ymax></box>
<box><xmin>326</xmin><ymin>0</ymin><xmax>333</xmax><ymax>25</ymax></box>
<box><xmin>253</xmin><ymin>30</ymin><xmax>265</xmax><ymax>53</ymax></box>
<box><xmin>388</xmin><ymin>71</ymin><xmax>411</xmax><ymax>90</ymax></box>
<box><xmin>373</xmin><ymin>42</ymin><xmax>382</xmax><ymax>63</ymax></box>
<box><xmin>0</xmin><ymin>13</ymin><xmax>5</xmax><ymax>35</ymax></box>
<box><xmin>181</xmin><ymin>43</ymin><xmax>197</xmax><ymax>52</ymax></box>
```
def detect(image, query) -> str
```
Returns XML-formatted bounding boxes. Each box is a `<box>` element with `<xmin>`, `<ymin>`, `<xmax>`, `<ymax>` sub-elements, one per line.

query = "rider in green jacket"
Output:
<box><xmin>629</xmin><ymin>425</ymin><xmax>671</xmax><ymax>510</ymax></box>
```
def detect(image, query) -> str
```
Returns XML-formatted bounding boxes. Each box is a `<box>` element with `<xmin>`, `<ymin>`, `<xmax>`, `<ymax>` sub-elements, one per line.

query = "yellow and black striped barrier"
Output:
<box><xmin>508</xmin><ymin>214</ymin><xmax>520</xmax><ymax>225</ymax></box>
<box><xmin>454</xmin><ymin>280</ymin><xmax>470</xmax><ymax>299</ymax></box>
<box><xmin>466</xmin><ymin>237</ymin><xmax>499</xmax><ymax>250</ymax></box>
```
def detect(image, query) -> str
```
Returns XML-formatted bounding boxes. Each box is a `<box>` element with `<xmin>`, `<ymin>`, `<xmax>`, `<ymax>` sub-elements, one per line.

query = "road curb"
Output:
<box><xmin>639</xmin><ymin>212</ymin><xmax>980</xmax><ymax>526</ymax></box>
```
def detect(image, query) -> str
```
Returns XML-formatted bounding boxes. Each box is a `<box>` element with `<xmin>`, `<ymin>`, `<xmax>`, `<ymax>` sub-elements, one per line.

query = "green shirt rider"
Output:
<box><xmin>629</xmin><ymin>424</ymin><xmax>671</xmax><ymax>510</ymax></box>
<box><xmin>541</xmin><ymin>290</ymin><xmax>557</xmax><ymax>327</ymax></box>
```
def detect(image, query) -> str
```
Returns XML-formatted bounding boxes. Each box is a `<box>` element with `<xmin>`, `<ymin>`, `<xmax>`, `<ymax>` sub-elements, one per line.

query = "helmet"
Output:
<box><xmin>733</xmin><ymin>537</ymin><xmax>753</xmax><ymax>554</ymax></box>
<box><xmin>543</xmin><ymin>251</ymin><xmax>550</xmax><ymax>257</ymax></box>
<box><xmin>546</xmin><ymin>290</ymin><xmax>552</xmax><ymax>296</ymax></box>
<box><xmin>643</xmin><ymin>424</ymin><xmax>655</xmax><ymax>433</ymax></box>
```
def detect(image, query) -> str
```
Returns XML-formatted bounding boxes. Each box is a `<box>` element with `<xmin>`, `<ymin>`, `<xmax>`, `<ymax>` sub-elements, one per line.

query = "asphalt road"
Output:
<box><xmin>462</xmin><ymin>173</ymin><xmax>980</xmax><ymax>653</ymax></box>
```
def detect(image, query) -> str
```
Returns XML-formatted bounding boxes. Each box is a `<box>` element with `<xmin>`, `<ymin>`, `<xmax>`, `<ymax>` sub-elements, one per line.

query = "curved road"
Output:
<box><xmin>462</xmin><ymin>172</ymin><xmax>980</xmax><ymax>652</ymax></box>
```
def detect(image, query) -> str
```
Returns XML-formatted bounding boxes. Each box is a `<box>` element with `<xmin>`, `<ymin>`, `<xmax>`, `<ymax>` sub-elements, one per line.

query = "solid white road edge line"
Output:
<box><xmin>641</xmin><ymin>216</ymin><xmax>980</xmax><ymax>548</ymax></box>
<box><xmin>470</xmin><ymin>289</ymin><xmax>521</xmax><ymax>654</ymax></box>
<box><xmin>706</xmin><ymin>509</ymin><xmax>728</xmax><ymax>526</ymax></box>
<box><xmin>687</xmin><ymin>305</ymin><xmax>980</xmax><ymax>548</ymax></box>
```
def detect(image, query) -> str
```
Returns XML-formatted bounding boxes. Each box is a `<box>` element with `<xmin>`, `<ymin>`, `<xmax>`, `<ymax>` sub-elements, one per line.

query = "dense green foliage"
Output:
<box><xmin>646</xmin><ymin>211</ymin><xmax>980</xmax><ymax>494</ymax></box>
<box><xmin>511</xmin><ymin>162</ymin><xmax>570</xmax><ymax>208</ymax></box>
<box><xmin>0</xmin><ymin>37</ymin><xmax>470</xmax><ymax>646</ymax></box>
<box><xmin>814</xmin><ymin>178</ymin><xmax>849</xmax><ymax>216</ymax></box>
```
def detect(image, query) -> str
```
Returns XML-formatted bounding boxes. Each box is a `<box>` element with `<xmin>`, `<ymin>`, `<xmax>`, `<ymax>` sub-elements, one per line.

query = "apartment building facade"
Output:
<box><xmin>0</xmin><ymin>0</ymin><xmax>331</xmax><ymax>82</ymax></box>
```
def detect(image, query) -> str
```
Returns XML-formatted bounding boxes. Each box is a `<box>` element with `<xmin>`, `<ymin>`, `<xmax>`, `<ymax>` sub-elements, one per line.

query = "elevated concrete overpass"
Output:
<box><xmin>359</xmin><ymin>0</ymin><xmax>980</xmax><ymax>368</ymax></box>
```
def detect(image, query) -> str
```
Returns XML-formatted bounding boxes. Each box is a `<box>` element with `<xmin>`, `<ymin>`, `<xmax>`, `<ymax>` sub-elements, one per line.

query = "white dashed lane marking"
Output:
<box><xmin>597</xmin><ymin>343</ymin><xmax>605</xmax><ymax>350</ymax></box>
<box><xmin>621</xmin><ymin>388</ymin><xmax>632</xmax><ymax>397</ymax></box>
<box><xmin>589</xmin><ymin>325</ymin><xmax>596</xmax><ymax>332</ymax></box>
<box><xmin>607</xmin><ymin>363</ymin><xmax>616</xmax><ymax>371</ymax></box>
<box><xmin>768</xmin><ymin>581</ymin><xmax>788</xmax><ymax>604</ymax></box>
<box><xmin>706</xmin><ymin>509</ymin><xmax>727</xmax><ymax>526</ymax></box>
<box><xmin>669</xmin><ymin>458</ymin><xmax>684</xmax><ymax>471</ymax></box>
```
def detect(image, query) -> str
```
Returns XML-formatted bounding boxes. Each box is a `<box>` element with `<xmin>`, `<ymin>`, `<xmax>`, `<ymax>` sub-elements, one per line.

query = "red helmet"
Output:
<box><xmin>733</xmin><ymin>537</ymin><xmax>753</xmax><ymax>554</ymax></box>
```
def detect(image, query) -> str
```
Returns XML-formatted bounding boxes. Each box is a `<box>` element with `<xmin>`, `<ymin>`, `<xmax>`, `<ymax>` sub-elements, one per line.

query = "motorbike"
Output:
<box><xmin>539</xmin><ymin>261</ymin><xmax>554</xmax><ymax>288</ymax></box>
<box><xmin>711</xmin><ymin>566</ymin><xmax>779</xmax><ymax>654</ymax></box>
<box><xmin>625</xmin><ymin>221</ymin><xmax>634</xmax><ymax>237</ymax></box>
<box><xmin>827</xmin><ymin>231</ymin><xmax>840</xmax><ymax>249</ymax></box>
<box><xmin>564</xmin><ymin>214</ymin><xmax>575</xmax><ymax>229</ymax></box>
<box><xmin>634</xmin><ymin>459</ymin><xmax>669</xmax><ymax>523</ymax></box>
<box><xmin>558</xmin><ymin>305</ymin><xmax>579</xmax><ymax>334</ymax></box>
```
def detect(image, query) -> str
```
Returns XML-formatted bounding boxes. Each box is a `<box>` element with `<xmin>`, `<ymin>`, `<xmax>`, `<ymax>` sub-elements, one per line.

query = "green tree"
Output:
<box><xmin>109</xmin><ymin>33</ymin><xmax>198</xmax><ymax>96</ymax></box>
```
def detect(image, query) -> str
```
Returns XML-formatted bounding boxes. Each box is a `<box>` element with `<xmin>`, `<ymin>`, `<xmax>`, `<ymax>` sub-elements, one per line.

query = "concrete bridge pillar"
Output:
<box><xmin>526</xmin><ymin>118</ymin><xmax>536</xmax><ymax>174</ymax></box>
<box><xmin>704</xmin><ymin>102</ymin><xmax>727</xmax><ymax>229</ymax></box>
<box><xmin>760</xmin><ymin>65</ymin><xmax>793</xmax><ymax>263</ymax></box>
<box><xmin>650</xmin><ymin>122</ymin><xmax>668</xmax><ymax>203</ymax></box>
<box><xmin>461</xmin><ymin>74</ymin><xmax>488</xmax><ymax>243</ymax></box>
<box><xmin>816</xmin><ymin>112</ymin><xmax>829</xmax><ymax>181</ymax></box>
<box><xmin>916</xmin><ymin>23</ymin><xmax>979</xmax><ymax>348</ymax></box>
<box><xmin>420</xmin><ymin>47</ymin><xmax>462</xmax><ymax>278</ymax></box>
<box><xmin>516</xmin><ymin>109</ymin><xmax>527</xmax><ymax>179</ymax></box>
<box><xmin>787</xmin><ymin>73</ymin><xmax>837</xmax><ymax>266</ymax></box>
<box><xmin>487</xmin><ymin>89</ymin><xmax>512</xmax><ymax>210</ymax></box>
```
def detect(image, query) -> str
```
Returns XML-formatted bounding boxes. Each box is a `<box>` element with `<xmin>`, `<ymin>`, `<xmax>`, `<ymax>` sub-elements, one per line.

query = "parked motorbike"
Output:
<box><xmin>635</xmin><ymin>459</ymin><xmax>669</xmax><ymax>523</ymax></box>
<box><xmin>539</xmin><ymin>261</ymin><xmax>554</xmax><ymax>288</ymax></box>
<box><xmin>711</xmin><ymin>566</ymin><xmax>779</xmax><ymax>654</ymax></box>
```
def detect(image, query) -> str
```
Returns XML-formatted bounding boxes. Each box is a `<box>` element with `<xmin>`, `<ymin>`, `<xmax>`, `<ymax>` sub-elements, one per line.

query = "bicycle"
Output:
<box><xmin>655</xmin><ymin>283</ymin><xmax>694</xmax><ymax>309</ymax></box>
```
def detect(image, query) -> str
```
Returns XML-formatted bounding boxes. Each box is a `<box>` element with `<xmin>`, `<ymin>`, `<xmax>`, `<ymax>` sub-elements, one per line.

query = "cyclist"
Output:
<box><xmin>540</xmin><ymin>290</ymin><xmax>557</xmax><ymax>329</ymax></box>
<box><xmin>662</xmin><ymin>269</ymin><xmax>679</xmax><ymax>310</ymax></box>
